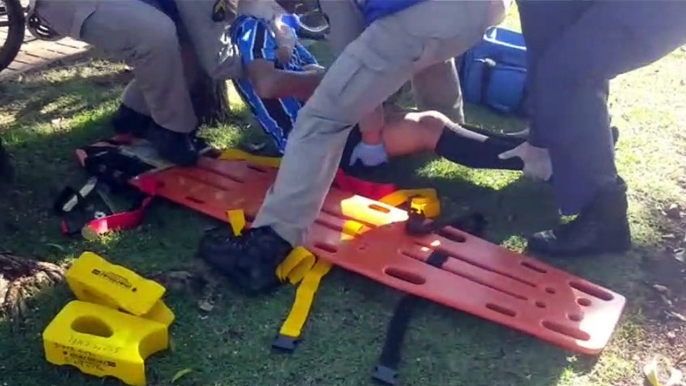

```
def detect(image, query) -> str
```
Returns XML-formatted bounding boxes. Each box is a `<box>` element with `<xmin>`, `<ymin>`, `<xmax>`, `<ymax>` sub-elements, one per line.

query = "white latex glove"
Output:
<box><xmin>498</xmin><ymin>142</ymin><xmax>552</xmax><ymax>181</ymax></box>
<box><xmin>349</xmin><ymin>142</ymin><xmax>389</xmax><ymax>167</ymax></box>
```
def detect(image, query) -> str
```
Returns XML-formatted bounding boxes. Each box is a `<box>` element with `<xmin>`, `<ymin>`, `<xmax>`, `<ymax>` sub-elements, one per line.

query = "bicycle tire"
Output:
<box><xmin>294</xmin><ymin>10</ymin><xmax>329</xmax><ymax>41</ymax></box>
<box><xmin>0</xmin><ymin>0</ymin><xmax>25</xmax><ymax>72</ymax></box>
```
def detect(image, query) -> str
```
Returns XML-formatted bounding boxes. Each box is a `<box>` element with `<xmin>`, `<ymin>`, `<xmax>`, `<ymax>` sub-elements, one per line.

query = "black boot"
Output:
<box><xmin>147</xmin><ymin>123</ymin><xmax>199</xmax><ymax>166</ymax></box>
<box><xmin>111</xmin><ymin>104</ymin><xmax>153</xmax><ymax>138</ymax></box>
<box><xmin>527</xmin><ymin>177</ymin><xmax>632</xmax><ymax>256</ymax></box>
<box><xmin>198</xmin><ymin>226</ymin><xmax>294</xmax><ymax>294</ymax></box>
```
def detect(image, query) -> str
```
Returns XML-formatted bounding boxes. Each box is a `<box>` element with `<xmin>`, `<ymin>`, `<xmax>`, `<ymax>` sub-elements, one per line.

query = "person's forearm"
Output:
<box><xmin>263</xmin><ymin>69</ymin><xmax>325</xmax><ymax>100</ymax></box>
<box><xmin>359</xmin><ymin>106</ymin><xmax>385</xmax><ymax>145</ymax></box>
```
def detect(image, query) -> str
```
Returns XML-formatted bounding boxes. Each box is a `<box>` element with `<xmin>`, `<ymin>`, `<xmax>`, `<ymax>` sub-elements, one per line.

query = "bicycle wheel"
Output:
<box><xmin>294</xmin><ymin>9</ymin><xmax>330</xmax><ymax>41</ymax></box>
<box><xmin>0</xmin><ymin>0</ymin><xmax>25</xmax><ymax>72</ymax></box>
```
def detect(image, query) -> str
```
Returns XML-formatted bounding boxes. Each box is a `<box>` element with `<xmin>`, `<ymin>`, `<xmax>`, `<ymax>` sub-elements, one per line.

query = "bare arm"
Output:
<box><xmin>246</xmin><ymin>59</ymin><xmax>325</xmax><ymax>101</ymax></box>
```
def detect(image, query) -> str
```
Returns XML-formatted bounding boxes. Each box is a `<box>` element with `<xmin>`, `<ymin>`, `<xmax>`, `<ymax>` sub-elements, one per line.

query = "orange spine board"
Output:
<box><xmin>117</xmin><ymin>152</ymin><xmax>626</xmax><ymax>355</ymax></box>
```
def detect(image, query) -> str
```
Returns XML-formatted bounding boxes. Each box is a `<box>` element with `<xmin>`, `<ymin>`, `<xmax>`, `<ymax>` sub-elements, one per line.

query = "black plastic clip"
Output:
<box><xmin>271</xmin><ymin>334</ymin><xmax>299</xmax><ymax>353</ymax></box>
<box><xmin>405</xmin><ymin>208</ymin><xmax>428</xmax><ymax>236</ymax></box>
<box><xmin>372</xmin><ymin>365</ymin><xmax>398</xmax><ymax>386</ymax></box>
<box><xmin>406</xmin><ymin>209</ymin><xmax>488</xmax><ymax>238</ymax></box>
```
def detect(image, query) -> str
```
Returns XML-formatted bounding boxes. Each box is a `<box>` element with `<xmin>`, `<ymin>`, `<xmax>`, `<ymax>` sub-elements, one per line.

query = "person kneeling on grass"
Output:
<box><xmin>227</xmin><ymin>11</ymin><xmax>534</xmax><ymax>175</ymax></box>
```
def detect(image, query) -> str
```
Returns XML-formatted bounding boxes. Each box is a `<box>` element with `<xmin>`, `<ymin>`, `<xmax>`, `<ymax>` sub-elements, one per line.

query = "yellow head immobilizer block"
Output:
<box><xmin>43</xmin><ymin>301</ymin><xmax>169</xmax><ymax>386</ymax></box>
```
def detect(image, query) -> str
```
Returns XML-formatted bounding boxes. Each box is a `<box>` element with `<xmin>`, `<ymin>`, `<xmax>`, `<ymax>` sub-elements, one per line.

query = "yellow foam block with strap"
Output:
<box><xmin>43</xmin><ymin>300</ymin><xmax>169</xmax><ymax>386</ymax></box>
<box><xmin>65</xmin><ymin>252</ymin><xmax>166</xmax><ymax>317</ymax></box>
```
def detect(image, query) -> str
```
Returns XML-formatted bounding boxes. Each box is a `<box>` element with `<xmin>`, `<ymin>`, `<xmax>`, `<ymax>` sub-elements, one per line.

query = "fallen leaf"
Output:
<box><xmin>675</xmin><ymin>248</ymin><xmax>686</xmax><ymax>263</ymax></box>
<box><xmin>198</xmin><ymin>300</ymin><xmax>214</xmax><ymax>312</ymax></box>
<box><xmin>654</xmin><ymin>284</ymin><xmax>671</xmax><ymax>295</ymax></box>
<box><xmin>661</xmin><ymin>294</ymin><xmax>675</xmax><ymax>308</ymax></box>
<box><xmin>171</xmin><ymin>368</ymin><xmax>193</xmax><ymax>383</ymax></box>
<box><xmin>666</xmin><ymin>311</ymin><xmax>686</xmax><ymax>322</ymax></box>
<box><xmin>50</xmin><ymin>118</ymin><xmax>64</xmax><ymax>128</ymax></box>
<box><xmin>667</xmin><ymin>331</ymin><xmax>677</xmax><ymax>345</ymax></box>
<box><xmin>45</xmin><ymin>243</ymin><xmax>65</xmax><ymax>252</ymax></box>
<box><xmin>248</xmin><ymin>141</ymin><xmax>266</xmax><ymax>152</ymax></box>
<box><xmin>666</xmin><ymin>204</ymin><xmax>682</xmax><ymax>219</ymax></box>
<box><xmin>167</xmin><ymin>271</ymin><xmax>193</xmax><ymax>281</ymax></box>
<box><xmin>644</xmin><ymin>356</ymin><xmax>683</xmax><ymax>386</ymax></box>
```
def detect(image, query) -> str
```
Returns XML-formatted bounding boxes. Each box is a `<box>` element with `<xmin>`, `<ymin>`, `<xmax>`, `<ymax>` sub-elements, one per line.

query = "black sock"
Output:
<box><xmin>461</xmin><ymin>123</ymin><xmax>527</xmax><ymax>147</ymax></box>
<box><xmin>434</xmin><ymin>125</ymin><xmax>525</xmax><ymax>171</ymax></box>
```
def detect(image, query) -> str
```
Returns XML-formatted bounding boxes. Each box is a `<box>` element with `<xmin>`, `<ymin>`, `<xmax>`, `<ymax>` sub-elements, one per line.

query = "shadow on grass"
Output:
<box><xmin>0</xmin><ymin>58</ymin><xmax>672</xmax><ymax>386</ymax></box>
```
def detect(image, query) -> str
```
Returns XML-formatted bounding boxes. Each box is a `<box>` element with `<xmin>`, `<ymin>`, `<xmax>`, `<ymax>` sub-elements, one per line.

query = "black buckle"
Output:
<box><xmin>372</xmin><ymin>365</ymin><xmax>398</xmax><ymax>386</ymax></box>
<box><xmin>271</xmin><ymin>334</ymin><xmax>299</xmax><ymax>353</ymax></box>
<box><xmin>405</xmin><ymin>208</ymin><xmax>428</xmax><ymax>235</ymax></box>
<box><xmin>406</xmin><ymin>209</ymin><xmax>488</xmax><ymax>238</ymax></box>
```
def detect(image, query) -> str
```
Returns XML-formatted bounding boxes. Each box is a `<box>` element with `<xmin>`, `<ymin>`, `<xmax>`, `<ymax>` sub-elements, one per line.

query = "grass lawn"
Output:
<box><xmin>2</xmin><ymin>8</ymin><xmax>686</xmax><ymax>386</ymax></box>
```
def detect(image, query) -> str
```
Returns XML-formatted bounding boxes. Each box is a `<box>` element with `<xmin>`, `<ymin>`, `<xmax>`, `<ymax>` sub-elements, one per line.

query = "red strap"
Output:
<box><xmin>332</xmin><ymin>169</ymin><xmax>398</xmax><ymax>201</ymax></box>
<box><xmin>82</xmin><ymin>174</ymin><xmax>160</xmax><ymax>235</ymax></box>
<box><xmin>61</xmin><ymin>174</ymin><xmax>160</xmax><ymax>238</ymax></box>
<box><xmin>81</xmin><ymin>196</ymin><xmax>155</xmax><ymax>236</ymax></box>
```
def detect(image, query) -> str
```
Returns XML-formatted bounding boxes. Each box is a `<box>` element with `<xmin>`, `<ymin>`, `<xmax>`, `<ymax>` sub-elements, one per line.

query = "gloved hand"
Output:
<box><xmin>498</xmin><ymin>142</ymin><xmax>552</xmax><ymax>181</ymax></box>
<box><xmin>349</xmin><ymin>142</ymin><xmax>389</xmax><ymax>167</ymax></box>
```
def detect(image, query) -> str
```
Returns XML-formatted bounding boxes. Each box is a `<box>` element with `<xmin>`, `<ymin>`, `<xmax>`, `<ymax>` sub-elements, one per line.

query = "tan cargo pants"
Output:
<box><xmin>34</xmin><ymin>0</ymin><xmax>240</xmax><ymax>134</ymax></box>
<box><xmin>319</xmin><ymin>0</ymin><xmax>466</xmax><ymax>123</ymax></box>
<box><xmin>252</xmin><ymin>0</ymin><xmax>510</xmax><ymax>245</ymax></box>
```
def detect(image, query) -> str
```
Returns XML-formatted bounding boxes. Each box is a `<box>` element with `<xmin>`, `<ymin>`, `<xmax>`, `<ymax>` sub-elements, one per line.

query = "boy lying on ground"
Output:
<box><xmin>229</xmin><ymin>12</ymin><xmax>533</xmax><ymax>174</ymax></box>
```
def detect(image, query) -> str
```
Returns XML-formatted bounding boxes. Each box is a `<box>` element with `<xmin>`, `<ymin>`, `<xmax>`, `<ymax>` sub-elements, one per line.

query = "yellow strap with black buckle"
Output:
<box><xmin>273</xmin><ymin>248</ymin><xmax>332</xmax><ymax>351</ymax></box>
<box><xmin>225</xmin><ymin>209</ymin><xmax>333</xmax><ymax>352</ymax></box>
<box><xmin>224</xmin><ymin>174</ymin><xmax>443</xmax><ymax>354</ymax></box>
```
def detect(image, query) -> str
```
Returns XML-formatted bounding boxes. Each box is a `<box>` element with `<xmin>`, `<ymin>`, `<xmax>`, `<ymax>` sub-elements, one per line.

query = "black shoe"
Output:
<box><xmin>527</xmin><ymin>177</ymin><xmax>632</xmax><ymax>256</ymax></box>
<box><xmin>111</xmin><ymin>104</ymin><xmax>153</xmax><ymax>138</ymax></box>
<box><xmin>198</xmin><ymin>226</ymin><xmax>293</xmax><ymax>294</ymax></box>
<box><xmin>189</xmin><ymin>129</ymin><xmax>210</xmax><ymax>151</ymax></box>
<box><xmin>147</xmin><ymin>123</ymin><xmax>199</xmax><ymax>166</ymax></box>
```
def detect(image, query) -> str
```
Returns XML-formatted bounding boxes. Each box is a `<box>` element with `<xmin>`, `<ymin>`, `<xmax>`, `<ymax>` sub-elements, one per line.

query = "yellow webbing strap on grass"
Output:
<box><xmin>224</xmin><ymin>209</ymin><xmax>333</xmax><ymax>351</ymax></box>
<box><xmin>275</xmin><ymin>248</ymin><xmax>333</xmax><ymax>347</ymax></box>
